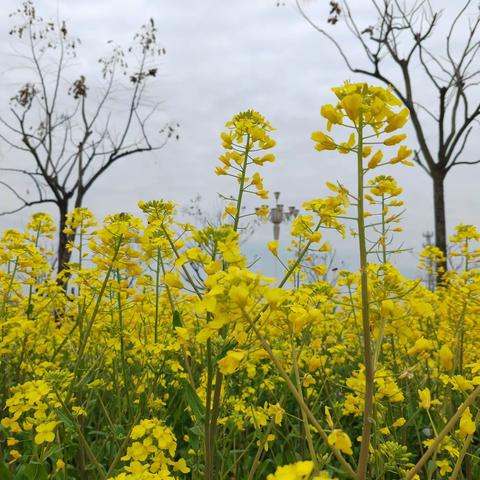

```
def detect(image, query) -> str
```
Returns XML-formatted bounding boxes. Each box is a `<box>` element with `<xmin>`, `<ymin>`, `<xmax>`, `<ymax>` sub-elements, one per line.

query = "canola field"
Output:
<box><xmin>1</xmin><ymin>83</ymin><xmax>479</xmax><ymax>480</ymax></box>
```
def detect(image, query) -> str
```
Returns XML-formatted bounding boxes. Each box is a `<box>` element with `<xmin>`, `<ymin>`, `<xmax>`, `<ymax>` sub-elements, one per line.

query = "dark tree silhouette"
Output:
<box><xmin>0</xmin><ymin>1</ymin><xmax>177</xmax><ymax>274</ymax></box>
<box><xmin>297</xmin><ymin>0</ymin><xmax>480</xmax><ymax>271</ymax></box>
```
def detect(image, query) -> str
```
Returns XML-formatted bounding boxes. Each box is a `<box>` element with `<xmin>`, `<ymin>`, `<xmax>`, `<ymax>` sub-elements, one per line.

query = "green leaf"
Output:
<box><xmin>0</xmin><ymin>462</ymin><xmax>12</xmax><ymax>480</ymax></box>
<box><xmin>187</xmin><ymin>424</ymin><xmax>204</xmax><ymax>450</ymax></box>
<box><xmin>54</xmin><ymin>408</ymin><xmax>74</xmax><ymax>432</ymax></box>
<box><xmin>172</xmin><ymin>310</ymin><xmax>182</xmax><ymax>328</ymax></box>
<box><xmin>182</xmin><ymin>380</ymin><xmax>205</xmax><ymax>421</ymax></box>
<box><xmin>14</xmin><ymin>463</ymin><xmax>49</xmax><ymax>480</ymax></box>
<box><xmin>426</xmin><ymin>459</ymin><xmax>437</xmax><ymax>478</ymax></box>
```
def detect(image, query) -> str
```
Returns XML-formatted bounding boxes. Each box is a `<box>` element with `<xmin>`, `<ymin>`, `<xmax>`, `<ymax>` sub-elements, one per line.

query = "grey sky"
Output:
<box><xmin>0</xmin><ymin>0</ymin><xmax>479</xmax><ymax>278</ymax></box>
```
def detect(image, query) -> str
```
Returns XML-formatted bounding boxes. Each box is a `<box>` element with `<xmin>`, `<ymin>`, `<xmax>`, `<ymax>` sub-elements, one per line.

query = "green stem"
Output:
<box><xmin>67</xmin><ymin>238</ymin><xmax>122</xmax><ymax>403</ymax></box>
<box><xmin>381</xmin><ymin>195</ymin><xmax>387</xmax><ymax>265</ymax></box>
<box><xmin>116</xmin><ymin>268</ymin><xmax>132</xmax><ymax>418</ymax></box>
<box><xmin>356</xmin><ymin>119</ymin><xmax>375</xmax><ymax>480</ymax></box>
<box><xmin>205</xmin><ymin>334</ymin><xmax>213</xmax><ymax>479</ymax></box>
<box><xmin>291</xmin><ymin>335</ymin><xmax>319</xmax><ymax>471</ymax></box>
<box><xmin>154</xmin><ymin>247</ymin><xmax>162</xmax><ymax>343</ymax></box>
<box><xmin>233</xmin><ymin>133</ymin><xmax>250</xmax><ymax>232</ymax></box>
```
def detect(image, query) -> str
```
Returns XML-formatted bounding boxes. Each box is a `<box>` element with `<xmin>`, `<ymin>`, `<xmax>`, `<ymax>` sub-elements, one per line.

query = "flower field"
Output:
<box><xmin>1</xmin><ymin>82</ymin><xmax>479</xmax><ymax>479</ymax></box>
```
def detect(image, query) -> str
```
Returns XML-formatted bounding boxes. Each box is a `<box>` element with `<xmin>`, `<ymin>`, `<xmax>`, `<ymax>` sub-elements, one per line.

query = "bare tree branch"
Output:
<box><xmin>1</xmin><ymin>3</ymin><xmax>173</xmax><ymax>275</ymax></box>
<box><xmin>296</xmin><ymin>0</ymin><xmax>480</xmax><ymax>267</ymax></box>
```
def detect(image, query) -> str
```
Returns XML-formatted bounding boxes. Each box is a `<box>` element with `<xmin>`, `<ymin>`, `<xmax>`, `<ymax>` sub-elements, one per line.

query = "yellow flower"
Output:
<box><xmin>9</xmin><ymin>449</ymin><xmax>21</xmax><ymax>463</ymax></box>
<box><xmin>450</xmin><ymin>375</ymin><xmax>474</xmax><ymax>392</ymax></box>
<box><xmin>321</xmin><ymin>104</ymin><xmax>343</xmax><ymax>130</ymax></box>
<box><xmin>218</xmin><ymin>350</ymin><xmax>246</xmax><ymax>375</ymax></box>
<box><xmin>264</xmin><ymin>287</ymin><xmax>286</xmax><ymax>310</ymax></box>
<box><xmin>268</xmin><ymin>240</ymin><xmax>279</xmax><ymax>256</ymax></box>
<box><xmin>327</xmin><ymin>429</ymin><xmax>353</xmax><ymax>455</ymax></box>
<box><xmin>250</xmin><ymin>172</ymin><xmax>262</xmax><ymax>188</ymax></box>
<box><xmin>368</xmin><ymin>150</ymin><xmax>383</xmax><ymax>169</ymax></box>
<box><xmin>392</xmin><ymin>417</ymin><xmax>406</xmax><ymax>428</ymax></box>
<box><xmin>390</xmin><ymin>145</ymin><xmax>413</xmax><ymax>165</ymax></box>
<box><xmin>224</xmin><ymin>203</ymin><xmax>238</xmax><ymax>218</ymax></box>
<box><xmin>215</xmin><ymin>166</ymin><xmax>228</xmax><ymax>176</ymax></box>
<box><xmin>383</xmin><ymin>133</ymin><xmax>407</xmax><ymax>145</ymax></box>
<box><xmin>325</xmin><ymin>406</ymin><xmax>334</xmax><ymax>428</ymax></box>
<box><xmin>173</xmin><ymin>458</ymin><xmax>190</xmax><ymax>473</ymax></box>
<box><xmin>436</xmin><ymin>459</ymin><xmax>452</xmax><ymax>476</ymax></box>
<box><xmin>341</xmin><ymin>93</ymin><xmax>363</xmax><ymax>121</ymax></box>
<box><xmin>418</xmin><ymin>388</ymin><xmax>431</xmax><ymax>410</ymax></box>
<box><xmin>256</xmin><ymin>205</ymin><xmax>270</xmax><ymax>219</ymax></box>
<box><xmin>385</xmin><ymin>108</ymin><xmax>409</xmax><ymax>132</ymax></box>
<box><xmin>131</xmin><ymin>424</ymin><xmax>147</xmax><ymax>439</ymax></box>
<box><xmin>380</xmin><ymin>299</ymin><xmax>395</xmax><ymax>317</ymax></box>
<box><xmin>229</xmin><ymin>284</ymin><xmax>249</xmax><ymax>308</ymax></box>
<box><xmin>267</xmin><ymin>460</ymin><xmax>314</xmax><ymax>480</ymax></box>
<box><xmin>34</xmin><ymin>420</ymin><xmax>57</xmax><ymax>445</ymax></box>
<box><xmin>221</xmin><ymin>131</ymin><xmax>233</xmax><ymax>149</ymax></box>
<box><xmin>362</xmin><ymin>145</ymin><xmax>372</xmax><ymax>157</ymax></box>
<box><xmin>267</xmin><ymin>403</ymin><xmax>285</xmax><ymax>425</ymax></box>
<box><xmin>311</xmin><ymin>131</ymin><xmax>336</xmax><ymax>151</ymax></box>
<box><xmin>253</xmin><ymin>153</ymin><xmax>275</xmax><ymax>165</ymax></box>
<box><xmin>459</xmin><ymin>407</ymin><xmax>476</xmax><ymax>438</ymax></box>
<box><xmin>164</xmin><ymin>271</ymin><xmax>184</xmax><ymax>289</ymax></box>
<box><xmin>72</xmin><ymin>406</ymin><xmax>87</xmax><ymax>417</ymax></box>
<box><xmin>125</xmin><ymin>441</ymin><xmax>149</xmax><ymax>462</ymax></box>
<box><xmin>439</xmin><ymin>345</ymin><xmax>454</xmax><ymax>371</ymax></box>
<box><xmin>408</xmin><ymin>337</ymin><xmax>434</xmax><ymax>356</ymax></box>
<box><xmin>256</xmin><ymin>189</ymin><xmax>269</xmax><ymax>199</ymax></box>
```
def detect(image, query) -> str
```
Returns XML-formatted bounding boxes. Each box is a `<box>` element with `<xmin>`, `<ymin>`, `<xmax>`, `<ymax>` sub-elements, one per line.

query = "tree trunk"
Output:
<box><xmin>57</xmin><ymin>202</ymin><xmax>73</xmax><ymax>276</ymax></box>
<box><xmin>432</xmin><ymin>170</ymin><xmax>447</xmax><ymax>273</ymax></box>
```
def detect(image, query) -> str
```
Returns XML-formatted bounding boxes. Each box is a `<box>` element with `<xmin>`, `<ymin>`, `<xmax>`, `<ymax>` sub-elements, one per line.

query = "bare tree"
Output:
<box><xmin>296</xmin><ymin>0</ymin><xmax>480</xmax><ymax>271</ymax></box>
<box><xmin>0</xmin><ymin>1</ymin><xmax>177</xmax><ymax>274</ymax></box>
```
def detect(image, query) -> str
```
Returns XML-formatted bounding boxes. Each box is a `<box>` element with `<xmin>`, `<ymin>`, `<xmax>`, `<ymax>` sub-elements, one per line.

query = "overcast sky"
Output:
<box><xmin>0</xmin><ymin>0</ymin><xmax>479</xmax><ymax>278</ymax></box>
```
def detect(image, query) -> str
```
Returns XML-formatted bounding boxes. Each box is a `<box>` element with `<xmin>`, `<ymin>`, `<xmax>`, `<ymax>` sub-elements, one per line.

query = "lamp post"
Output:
<box><xmin>256</xmin><ymin>191</ymin><xmax>299</xmax><ymax>241</ymax></box>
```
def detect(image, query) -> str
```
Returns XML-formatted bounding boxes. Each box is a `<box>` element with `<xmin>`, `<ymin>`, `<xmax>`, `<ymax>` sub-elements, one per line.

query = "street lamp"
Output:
<box><xmin>256</xmin><ymin>191</ymin><xmax>299</xmax><ymax>241</ymax></box>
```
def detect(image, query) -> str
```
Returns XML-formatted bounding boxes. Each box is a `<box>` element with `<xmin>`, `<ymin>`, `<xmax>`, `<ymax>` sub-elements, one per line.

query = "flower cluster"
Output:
<box><xmin>110</xmin><ymin>418</ymin><xmax>189</xmax><ymax>479</ymax></box>
<box><xmin>312</xmin><ymin>82</ymin><xmax>413</xmax><ymax>168</ymax></box>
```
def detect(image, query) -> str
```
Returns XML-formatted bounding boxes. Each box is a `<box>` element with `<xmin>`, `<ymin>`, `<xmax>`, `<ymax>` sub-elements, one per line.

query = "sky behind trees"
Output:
<box><xmin>0</xmin><ymin>0</ymin><xmax>479</xmax><ymax>277</ymax></box>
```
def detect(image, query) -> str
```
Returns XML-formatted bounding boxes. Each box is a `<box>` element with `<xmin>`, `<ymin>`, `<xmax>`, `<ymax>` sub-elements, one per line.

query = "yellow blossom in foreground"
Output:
<box><xmin>408</xmin><ymin>337</ymin><xmax>434</xmax><ymax>356</ymax></box>
<box><xmin>311</xmin><ymin>131</ymin><xmax>336</xmax><ymax>151</ymax></box>
<box><xmin>459</xmin><ymin>407</ymin><xmax>476</xmax><ymax>438</ymax></box>
<box><xmin>327</xmin><ymin>429</ymin><xmax>353</xmax><ymax>455</ymax></box>
<box><xmin>34</xmin><ymin>421</ymin><xmax>57</xmax><ymax>445</ymax></box>
<box><xmin>229</xmin><ymin>284</ymin><xmax>249</xmax><ymax>308</ymax></box>
<box><xmin>418</xmin><ymin>388</ymin><xmax>432</xmax><ymax>410</ymax></box>
<box><xmin>392</xmin><ymin>417</ymin><xmax>406</xmax><ymax>428</ymax></box>
<box><xmin>267</xmin><ymin>460</ymin><xmax>314</xmax><ymax>480</ymax></box>
<box><xmin>439</xmin><ymin>345</ymin><xmax>454</xmax><ymax>371</ymax></box>
<box><xmin>218</xmin><ymin>350</ymin><xmax>246</xmax><ymax>375</ymax></box>
<box><xmin>436</xmin><ymin>459</ymin><xmax>452</xmax><ymax>476</ymax></box>
<box><xmin>164</xmin><ymin>271</ymin><xmax>184</xmax><ymax>290</ymax></box>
